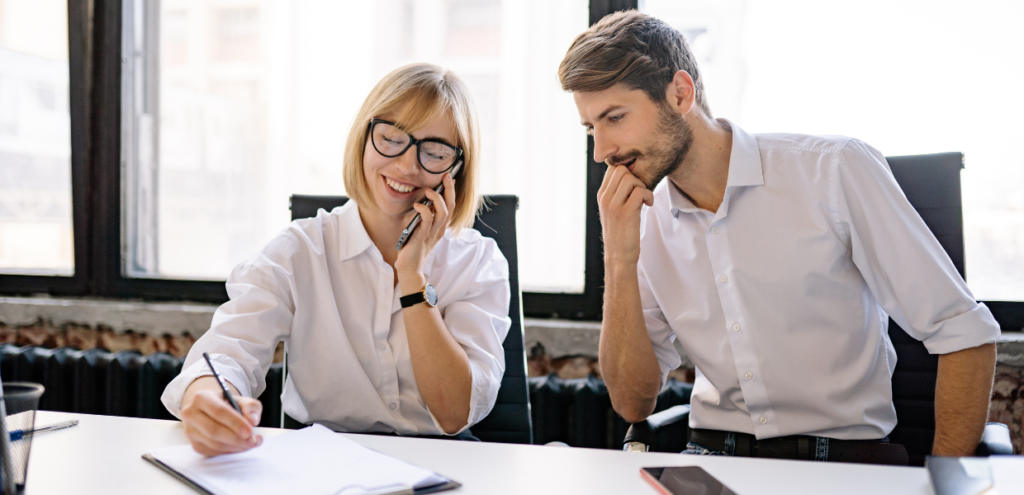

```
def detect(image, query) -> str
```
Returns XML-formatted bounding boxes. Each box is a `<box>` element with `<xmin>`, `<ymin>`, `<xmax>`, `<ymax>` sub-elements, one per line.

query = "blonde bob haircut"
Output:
<box><xmin>343</xmin><ymin>63</ymin><xmax>481</xmax><ymax>232</ymax></box>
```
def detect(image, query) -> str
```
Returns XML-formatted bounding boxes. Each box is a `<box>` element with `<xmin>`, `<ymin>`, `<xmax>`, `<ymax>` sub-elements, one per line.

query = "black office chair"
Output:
<box><xmin>286</xmin><ymin>194</ymin><xmax>533</xmax><ymax>444</ymax></box>
<box><xmin>623</xmin><ymin>152</ymin><xmax>1013</xmax><ymax>464</ymax></box>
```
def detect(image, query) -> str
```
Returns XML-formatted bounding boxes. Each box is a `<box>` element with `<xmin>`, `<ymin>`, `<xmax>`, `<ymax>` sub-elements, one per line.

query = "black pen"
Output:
<box><xmin>202</xmin><ymin>352</ymin><xmax>242</xmax><ymax>414</ymax></box>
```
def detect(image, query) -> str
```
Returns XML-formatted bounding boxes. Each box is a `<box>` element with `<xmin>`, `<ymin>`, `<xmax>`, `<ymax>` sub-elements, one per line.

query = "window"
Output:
<box><xmin>2</xmin><ymin>0</ymin><xmax>1020</xmax><ymax>330</ymax></box>
<box><xmin>122</xmin><ymin>0</ymin><xmax>591</xmax><ymax>295</ymax></box>
<box><xmin>641</xmin><ymin>0</ymin><xmax>1024</xmax><ymax>303</ymax></box>
<box><xmin>0</xmin><ymin>0</ymin><xmax>73</xmax><ymax>275</ymax></box>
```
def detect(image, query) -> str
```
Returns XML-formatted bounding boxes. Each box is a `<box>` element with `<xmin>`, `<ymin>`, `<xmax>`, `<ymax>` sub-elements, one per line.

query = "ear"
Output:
<box><xmin>665</xmin><ymin>70</ymin><xmax>697</xmax><ymax>116</ymax></box>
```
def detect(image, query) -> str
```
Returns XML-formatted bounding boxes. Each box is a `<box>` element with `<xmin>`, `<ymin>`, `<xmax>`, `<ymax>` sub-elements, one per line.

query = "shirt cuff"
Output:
<box><xmin>160</xmin><ymin>353</ymin><xmax>252</xmax><ymax>419</ymax></box>
<box><xmin>425</xmin><ymin>359</ymin><xmax>496</xmax><ymax>436</ymax></box>
<box><xmin>919</xmin><ymin>303</ymin><xmax>1001</xmax><ymax>355</ymax></box>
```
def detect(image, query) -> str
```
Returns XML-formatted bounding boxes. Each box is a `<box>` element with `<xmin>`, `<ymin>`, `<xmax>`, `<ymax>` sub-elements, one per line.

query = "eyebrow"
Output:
<box><xmin>580</xmin><ymin>105</ymin><xmax>625</xmax><ymax>127</ymax></box>
<box><xmin>390</xmin><ymin>120</ymin><xmax>457</xmax><ymax>148</ymax></box>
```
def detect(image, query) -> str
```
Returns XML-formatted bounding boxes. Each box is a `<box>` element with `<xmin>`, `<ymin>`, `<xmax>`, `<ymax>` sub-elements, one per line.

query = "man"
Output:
<box><xmin>559</xmin><ymin>11</ymin><xmax>998</xmax><ymax>463</ymax></box>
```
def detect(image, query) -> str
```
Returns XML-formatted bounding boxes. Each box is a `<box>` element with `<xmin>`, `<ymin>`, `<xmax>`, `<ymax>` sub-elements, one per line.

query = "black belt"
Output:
<box><xmin>689</xmin><ymin>429</ymin><xmax>909</xmax><ymax>465</ymax></box>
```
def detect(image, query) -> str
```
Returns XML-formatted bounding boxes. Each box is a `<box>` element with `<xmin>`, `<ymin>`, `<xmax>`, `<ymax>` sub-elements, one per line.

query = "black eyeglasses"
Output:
<box><xmin>367</xmin><ymin>118</ymin><xmax>463</xmax><ymax>174</ymax></box>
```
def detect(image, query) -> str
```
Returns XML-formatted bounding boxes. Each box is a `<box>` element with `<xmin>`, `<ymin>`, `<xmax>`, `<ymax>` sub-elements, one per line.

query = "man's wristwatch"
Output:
<box><xmin>400</xmin><ymin>283</ymin><xmax>438</xmax><ymax>309</ymax></box>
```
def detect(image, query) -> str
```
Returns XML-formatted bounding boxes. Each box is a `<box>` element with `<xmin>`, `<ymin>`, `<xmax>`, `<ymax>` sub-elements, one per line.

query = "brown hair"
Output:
<box><xmin>558</xmin><ymin>10</ymin><xmax>712</xmax><ymax>117</ymax></box>
<box><xmin>343</xmin><ymin>63</ymin><xmax>481</xmax><ymax>231</ymax></box>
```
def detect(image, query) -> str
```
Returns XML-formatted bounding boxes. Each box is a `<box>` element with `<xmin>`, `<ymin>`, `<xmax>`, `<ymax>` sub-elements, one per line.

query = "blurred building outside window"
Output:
<box><xmin>0</xmin><ymin>0</ymin><xmax>73</xmax><ymax>275</ymax></box>
<box><xmin>124</xmin><ymin>0</ymin><xmax>590</xmax><ymax>293</ymax></box>
<box><xmin>643</xmin><ymin>0</ymin><xmax>1024</xmax><ymax>301</ymax></box>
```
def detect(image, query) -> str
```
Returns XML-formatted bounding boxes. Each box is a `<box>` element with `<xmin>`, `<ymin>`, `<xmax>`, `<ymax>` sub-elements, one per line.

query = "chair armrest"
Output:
<box><xmin>974</xmin><ymin>422</ymin><xmax>1014</xmax><ymax>456</ymax></box>
<box><xmin>623</xmin><ymin>404</ymin><xmax>691</xmax><ymax>452</ymax></box>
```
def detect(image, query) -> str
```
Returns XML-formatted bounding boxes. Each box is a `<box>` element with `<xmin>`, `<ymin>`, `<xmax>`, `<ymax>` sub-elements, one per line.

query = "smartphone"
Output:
<box><xmin>640</xmin><ymin>466</ymin><xmax>738</xmax><ymax>495</ymax></box>
<box><xmin>395</xmin><ymin>160</ymin><xmax>463</xmax><ymax>251</ymax></box>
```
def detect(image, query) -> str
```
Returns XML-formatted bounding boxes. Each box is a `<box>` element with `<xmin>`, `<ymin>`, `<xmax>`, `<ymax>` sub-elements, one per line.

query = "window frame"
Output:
<box><xmin>1</xmin><ymin>0</ymin><xmax>1022</xmax><ymax>333</ymax></box>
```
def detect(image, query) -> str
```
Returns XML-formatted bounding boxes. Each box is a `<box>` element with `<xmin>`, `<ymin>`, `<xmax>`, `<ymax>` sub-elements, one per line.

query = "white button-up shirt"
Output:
<box><xmin>162</xmin><ymin>201</ymin><xmax>511</xmax><ymax>435</ymax></box>
<box><xmin>639</xmin><ymin>120</ymin><xmax>1000</xmax><ymax>440</ymax></box>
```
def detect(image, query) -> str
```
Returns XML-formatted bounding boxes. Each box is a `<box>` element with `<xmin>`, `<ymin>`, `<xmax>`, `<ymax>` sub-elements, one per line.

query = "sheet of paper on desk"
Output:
<box><xmin>149</xmin><ymin>424</ymin><xmax>448</xmax><ymax>495</ymax></box>
<box><xmin>990</xmin><ymin>456</ymin><xmax>1024</xmax><ymax>495</ymax></box>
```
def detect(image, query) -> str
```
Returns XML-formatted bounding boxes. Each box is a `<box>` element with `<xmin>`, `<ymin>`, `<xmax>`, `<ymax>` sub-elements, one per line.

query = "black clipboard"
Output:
<box><xmin>142</xmin><ymin>453</ymin><xmax>462</xmax><ymax>495</ymax></box>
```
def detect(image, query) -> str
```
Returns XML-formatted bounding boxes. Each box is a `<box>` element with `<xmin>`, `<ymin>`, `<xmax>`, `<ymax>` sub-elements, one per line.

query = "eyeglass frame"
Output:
<box><xmin>366</xmin><ymin>118</ymin><xmax>464</xmax><ymax>175</ymax></box>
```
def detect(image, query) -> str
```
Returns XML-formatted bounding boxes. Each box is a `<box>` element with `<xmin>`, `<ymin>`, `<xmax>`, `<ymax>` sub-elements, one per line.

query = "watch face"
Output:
<box><xmin>424</xmin><ymin>284</ymin><xmax>438</xmax><ymax>306</ymax></box>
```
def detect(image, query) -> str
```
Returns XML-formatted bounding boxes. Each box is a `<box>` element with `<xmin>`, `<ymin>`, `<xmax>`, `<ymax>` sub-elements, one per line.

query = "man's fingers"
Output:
<box><xmin>598</xmin><ymin>165</ymin><xmax>615</xmax><ymax>197</ymax></box>
<box><xmin>599</xmin><ymin>166</ymin><xmax>627</xmax><ymax>205</ymax></box>
<box><xmin>610</xmin><ymin>174</ymin><xmax>646</xmax><ymax>209</ymax></box>
<box><xmin>626</xmin><ymin>187</ymin><xmax>652</xmax><ymax>210</ymax></box>
<box><xmin>643</xmin><ymin>189</ymin><xmax>655</xmax><ymax>207</ymax></box>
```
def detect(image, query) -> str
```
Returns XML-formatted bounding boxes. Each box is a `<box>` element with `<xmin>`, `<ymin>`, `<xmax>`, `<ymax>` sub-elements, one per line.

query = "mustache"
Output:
<box><xmin>606</xmin><ymin>150</ymin><xmax>642</xmax><ymax>167</ymax></box>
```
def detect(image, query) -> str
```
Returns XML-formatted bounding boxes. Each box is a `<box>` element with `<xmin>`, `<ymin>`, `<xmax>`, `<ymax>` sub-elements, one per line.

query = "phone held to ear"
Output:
<box><xmin>395</xmin><ymin>161</ymin><xmax>463</xmax><ymax>251</ymax></box>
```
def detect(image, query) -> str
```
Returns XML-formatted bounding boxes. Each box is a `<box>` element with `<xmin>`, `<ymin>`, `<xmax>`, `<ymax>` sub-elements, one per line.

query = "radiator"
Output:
<box><xmin>528</xmin><ymin>374</ymin><xmax>693</xmax><ymax>452</ymax></box>
<box><xmin>0</xmin><ymin>344</ymin><xmax>284</xmax><ymax>428</ymax></box>
<box><xmin>0</xmin><ymin>344</ymin><xmax>693</xmax><ymax>451</ymax></box>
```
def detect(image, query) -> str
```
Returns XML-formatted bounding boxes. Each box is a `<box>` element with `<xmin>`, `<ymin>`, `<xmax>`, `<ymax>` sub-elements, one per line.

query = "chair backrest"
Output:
<box><xmin>883</xmin><ymin>152</ymin><xmax>965</xmax><ymax>466</ymax></box>
<box><xmin>288</xmin><ymin>194</ymin><xmax>533</xmax><ymax>444</ymax></box>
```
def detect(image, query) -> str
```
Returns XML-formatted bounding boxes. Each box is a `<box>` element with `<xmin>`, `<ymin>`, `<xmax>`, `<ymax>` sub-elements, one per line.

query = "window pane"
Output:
<box><xmin>127</xmin><ymin>0</ymin><xmax>589</xmax><ymax>292</ymax></box>
<box><xmin>0</xmin><ymin>0</ymin><xmax>73</xmax><ymax>275</ymax></box>
<box><xmin>643</xmin><ymin>0</ymin><xmax>1024</xmax><ymax>301</ymax></box>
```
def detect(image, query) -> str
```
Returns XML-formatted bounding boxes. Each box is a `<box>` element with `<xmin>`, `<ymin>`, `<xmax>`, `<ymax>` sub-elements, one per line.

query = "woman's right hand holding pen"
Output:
<box><xmin>181</xmin><ymin>376</ymin><xmax>264</xmax><ymax>457</ymax></box>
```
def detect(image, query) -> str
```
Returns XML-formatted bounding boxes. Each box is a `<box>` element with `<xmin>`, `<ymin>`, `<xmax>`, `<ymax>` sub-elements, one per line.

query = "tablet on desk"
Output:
<box><xmin>641</xmin><ymin>466</ymin><xmax>738</xmax><ymax>495</ymax></box>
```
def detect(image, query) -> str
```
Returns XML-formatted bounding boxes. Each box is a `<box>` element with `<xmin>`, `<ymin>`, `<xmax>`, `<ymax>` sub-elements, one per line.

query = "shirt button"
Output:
<box><xmin>719</xmin><ymin>275</ymin><xmax>728</xmax><ymax>283</ymax></box>
<box><xmin>760</xmin><ymin>416</ymin><xmax>768</xmax><ymax>424</ymax></box>
<box><xmin>389</xmin><ymin>403</ymin><xmax>397</xmax><ymax>410</ymax></box>
<box><xmin>711</xmin><ymin>227</ymin><xmax>719</xmax><ymax>234</ymax></box>
<box><xmin>733</xmin><ymin>323</ymin><xmax>741</xmax><ymax>332</ymax></box>
<box><xmin>745</xmin><ymin>372</ymin><xmax>753</xmax><ymax>379</ymax></box>
<box><xmin>378</xmin><ymin>342</ymin><xmax>387</xmax><ymax>351</ymax></box>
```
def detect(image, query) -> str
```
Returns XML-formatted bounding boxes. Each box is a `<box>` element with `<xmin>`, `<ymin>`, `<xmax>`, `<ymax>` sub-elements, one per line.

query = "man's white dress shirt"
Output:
<box><xmin>640</xmin><ymin>120</ymin><xmax>1000</xmax><ymax>440</ymax></box>
<box><xmin>162</xmin><ymin>201</ymin><xmax>512</xmax><ymax>435</ymax></box>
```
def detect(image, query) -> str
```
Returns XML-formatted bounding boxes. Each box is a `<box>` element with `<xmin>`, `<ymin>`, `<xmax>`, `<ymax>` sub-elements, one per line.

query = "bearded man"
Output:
<box><xmin>559</xmin><ymin>11</ymin><xmax>998</xmax><ymax>464</ymax></box>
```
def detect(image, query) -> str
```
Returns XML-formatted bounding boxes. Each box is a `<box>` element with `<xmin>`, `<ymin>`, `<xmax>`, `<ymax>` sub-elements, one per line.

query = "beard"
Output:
<box><xmin>606</xmin><ymin>105</ymin><xmax>694</xmax><ymax>190</ymax></box>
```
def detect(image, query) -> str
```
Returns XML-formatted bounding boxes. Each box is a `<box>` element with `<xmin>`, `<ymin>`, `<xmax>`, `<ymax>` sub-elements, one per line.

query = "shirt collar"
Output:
<box><xmin>668</xmin><ymin>118</ymin><xmax>764</xmax><ymax>216</ymax></box>
<box><xmin>334</xmin><ymin>201</ymin><xmax>374</xmax><ymax>262</ymax></box>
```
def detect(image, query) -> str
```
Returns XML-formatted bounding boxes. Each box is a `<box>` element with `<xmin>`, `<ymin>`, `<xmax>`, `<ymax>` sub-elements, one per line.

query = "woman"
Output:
<box><xmin>161</xmin><ymin>64</ymin><xmax>511</xmax><ymax>456</ymax></box>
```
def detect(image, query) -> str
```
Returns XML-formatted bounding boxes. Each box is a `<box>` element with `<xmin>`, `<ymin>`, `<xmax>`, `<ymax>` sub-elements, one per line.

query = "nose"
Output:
<box><xmin>395</xmin><ymin>145</ymin><xmax>420</xmax><ymax>175</ymax></box>
<box><xmin>592</xmin><ymin>132</ymin><xmax>617</xmax><ymax>165</ymax></box>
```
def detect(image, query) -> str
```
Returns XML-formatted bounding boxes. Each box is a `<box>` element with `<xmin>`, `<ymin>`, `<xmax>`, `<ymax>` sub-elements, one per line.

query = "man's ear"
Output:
<box><xmin>665</xmin><ymin>70</ymin><xmax>697</xmax><ymax>116</ymax></box>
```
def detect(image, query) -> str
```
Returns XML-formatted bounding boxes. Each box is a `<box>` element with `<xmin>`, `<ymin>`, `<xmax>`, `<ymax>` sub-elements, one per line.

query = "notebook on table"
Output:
<box><xmin>144</xmin><ymin>424</ymin><xmax>459</xmax><ymax>495</ymax></box>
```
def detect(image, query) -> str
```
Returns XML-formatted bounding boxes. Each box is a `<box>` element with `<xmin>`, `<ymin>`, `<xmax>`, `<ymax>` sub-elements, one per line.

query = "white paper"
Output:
<box><xmin>990</xmin><ymin>456</ymin><xmax>1024</xmax><ymax>495</ymax></box>
<box><xmin>150</xmin><ymin>424</ymin><xmax>448</xmax><ymax>495</ymax></box>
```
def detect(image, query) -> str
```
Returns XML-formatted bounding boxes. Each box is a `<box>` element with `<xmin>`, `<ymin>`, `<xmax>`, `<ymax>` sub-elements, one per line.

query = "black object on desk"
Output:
<box><xmin>641</xmin><ymin>466</ymin><xmax>738</xmax><ymax>495</ymax></box>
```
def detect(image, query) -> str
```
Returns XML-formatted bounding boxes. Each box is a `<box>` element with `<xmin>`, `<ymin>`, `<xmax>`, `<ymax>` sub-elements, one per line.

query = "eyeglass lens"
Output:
<box><xmin>372</xmin><ymin>121</ymin><xmax>458</xmax><ymax>173</ymax></box>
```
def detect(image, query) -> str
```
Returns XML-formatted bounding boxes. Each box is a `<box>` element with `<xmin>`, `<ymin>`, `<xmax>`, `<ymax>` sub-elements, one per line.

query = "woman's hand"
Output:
<box><xmin>180</xmin><ymin>376</ymin><xmax>264</xmax><ymax>457</ymax></box>
<box><xmin>395</xmin><ymin>172</ymin><xmax>457</xmax><ymax>282</ymax></box>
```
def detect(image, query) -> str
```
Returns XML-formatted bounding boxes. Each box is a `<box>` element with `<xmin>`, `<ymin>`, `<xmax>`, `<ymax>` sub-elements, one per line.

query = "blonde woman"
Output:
<box><xmin>161</xmin><ymin>64</ymin><xmax>511</xmax><ymax>456</ymax></box>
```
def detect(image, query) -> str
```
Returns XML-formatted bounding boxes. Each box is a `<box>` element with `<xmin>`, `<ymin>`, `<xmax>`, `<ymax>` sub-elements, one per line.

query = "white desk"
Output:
<box><xmin>24</xmin><ymin>411</ymin><xmax>934</xmax><ymax>494</ymax></box>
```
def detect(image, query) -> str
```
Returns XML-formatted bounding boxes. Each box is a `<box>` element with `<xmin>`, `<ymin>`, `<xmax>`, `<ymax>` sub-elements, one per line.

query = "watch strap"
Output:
<box><xmin>400</xmin><ymin>291</ymin><xmax>426</xmax><ymax>308</ymax></box>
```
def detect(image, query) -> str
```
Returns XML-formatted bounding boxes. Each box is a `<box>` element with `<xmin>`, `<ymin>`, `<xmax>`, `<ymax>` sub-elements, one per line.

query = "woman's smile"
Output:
<box><xmin>382</xmin><ymin>175</ymin><xmax>418</xmax><ymax>199</ymax></box>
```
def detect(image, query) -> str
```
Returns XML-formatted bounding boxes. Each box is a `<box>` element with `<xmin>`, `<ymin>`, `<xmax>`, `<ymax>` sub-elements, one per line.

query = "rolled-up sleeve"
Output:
<box><xmin>161</xmin><ymin>250</ymin><xmax>297</xmax><ymax>419</ymax></box>
<box><xmin>638</xmin><ymin>262</ymin><xmax>682</xmax><ymax>389</ymax></box>
<box><xmin>835</xmin><ymin>139</ymin><xmax>1000</xmax><ymax>354</ymax></box>
<box><xmin>434</xmin><ymin>237</ymin><xmax>511</xmax><ymax>432</ymax></box>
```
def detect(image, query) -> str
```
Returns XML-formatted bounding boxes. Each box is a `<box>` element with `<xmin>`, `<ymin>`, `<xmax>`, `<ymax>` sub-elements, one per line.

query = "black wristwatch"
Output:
<box><xmin>400</xmin><ymin>283</ymin><xmax>438</xmax><ymax>309</ymax></box>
